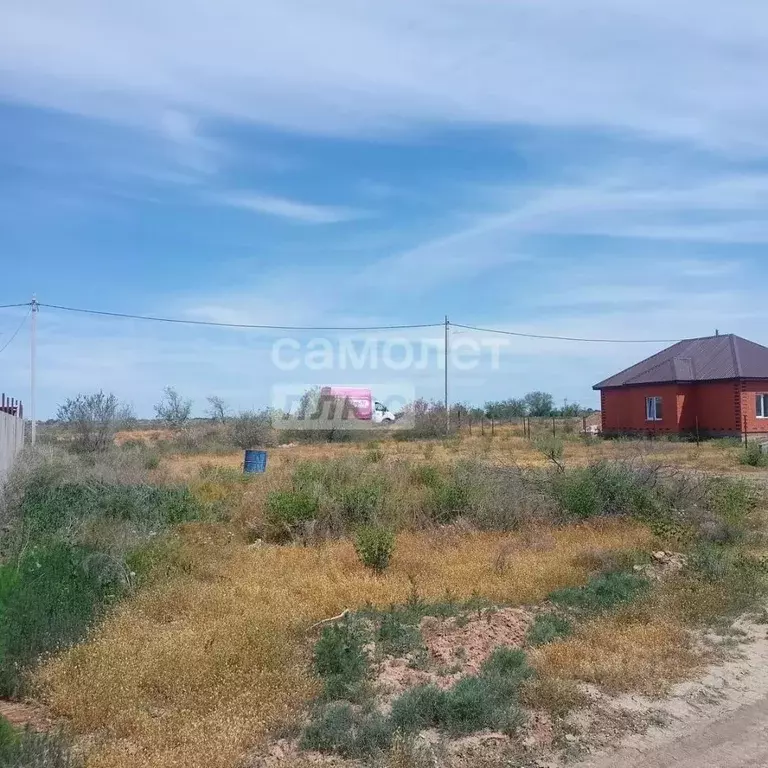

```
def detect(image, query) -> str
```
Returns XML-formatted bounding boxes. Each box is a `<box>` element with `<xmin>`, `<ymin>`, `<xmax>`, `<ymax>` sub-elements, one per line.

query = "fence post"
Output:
<box><xmin>744</xmin><ymin>414</ymin><xmax>748</xmax><ymax>444</ymax></box>
<box><xmin>469</xmin><ymin>415</ymin><xmax>472</xmax><ymax>435</ymax></box>
<box><xmin>491</xmin><ymin>416</ymin><xmax>495</xmax><ymax>436</ymax></box>
<box><xmin>481</xmin><ymin>417</ymin><xmax>485</xmax><ymax>436</ymax></box>
<box><xmin>695</xmin><ymin>416</ymin><xmax>700</xmax><ymax>447</ymax></box>
<box><xmin>552</xmin><ymin>416</ymin><xmax>556</xmax><ymax>438</ymax></box>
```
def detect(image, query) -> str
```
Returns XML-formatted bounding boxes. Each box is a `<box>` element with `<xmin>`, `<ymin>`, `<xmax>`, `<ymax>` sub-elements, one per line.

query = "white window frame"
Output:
<box><xmin>645</xmin><ymin>396</ymin><xmax>663</xmax><ymax>422</ymax></box>
<box><xmin>757</xmin><ymin>393</ymin><xmax>768</xmax><ymax>419</ymax></box>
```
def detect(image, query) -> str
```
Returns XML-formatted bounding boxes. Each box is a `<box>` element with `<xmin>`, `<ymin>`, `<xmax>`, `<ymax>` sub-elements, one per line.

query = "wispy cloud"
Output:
<box><xmin>3</xmin><ymin>1</ymin><xmax>768</xmax><ymax>150</ymax></box>
<box><xmin>215</xmin><ymin>192</ymin><xmax>364</xmax><ymax>223</ymax></box>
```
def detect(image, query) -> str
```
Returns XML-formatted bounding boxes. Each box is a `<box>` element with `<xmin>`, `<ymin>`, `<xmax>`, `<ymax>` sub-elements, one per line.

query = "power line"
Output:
<box><xmin>39</xmin><ymin>303</ymin><xmax>443</xmax><ymax>331</ymax></box>
<box><xmin>451</xmin><ymin>322</ymin><xmax>679</xmax><ymax>344</ymax></box>
<box><xmin>2</xmin><ymin>298</ymin><xmax>683</xmax><ymax>342</ymax></box>
<box><xmin>0</xmin><ymin>306</ymin><xmax>32</xmax><ymax>355</ymax></box>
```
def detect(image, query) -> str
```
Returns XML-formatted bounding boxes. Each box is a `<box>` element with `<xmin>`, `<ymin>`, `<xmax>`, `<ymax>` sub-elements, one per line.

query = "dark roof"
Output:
<box><xmin>594</xmin><ymin>334</ymin><xmax>768</xmax><ymax>389</ymax></box>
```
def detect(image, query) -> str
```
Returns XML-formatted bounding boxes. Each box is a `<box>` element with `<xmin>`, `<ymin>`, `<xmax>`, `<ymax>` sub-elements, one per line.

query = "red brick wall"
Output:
<box><xmin>740</xmin><ymin>380</ymin><xmax>768</xmax><ymax>435</ymax></box>
<box><xmin>600</xmin><ymin>380</ymin><xmax>768</xmax><ymax>436</ymax></box>
<box><xmin>694</xmin><ymin>381</ymin><xmax>741</xmax><ymax>434</ymax></box>
<box><xmin>600</xmin><ymin>384</ymin><xmax>682</xmax><ymax>434</ymax></box>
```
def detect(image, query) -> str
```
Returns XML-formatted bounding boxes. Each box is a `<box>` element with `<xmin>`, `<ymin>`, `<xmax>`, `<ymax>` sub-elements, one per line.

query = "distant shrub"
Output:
<box><xmin>552</xmin><ymin>462</ymin><xmax>657</xmax><ymax>520</ymax></box>
<box><xmin>154</xmin><ymin>386</ymin><xmax>192</xmax><ymax>431</ymax></box>
<box><xmin>313</xmin><ymin>618</ymin><xmax>369</xmax><ymax>702</ymax></box>
<box><xmin>355</xmin><ymin>526</ymin><xmax>395</xmax><ymax>573</ymax></box>
<box><xmin>339</xmin><ymin>484</ymin><xmax>382</xmax><ymax>525</ymax></box>
<box><xmin>265</xmin><ymin>490</ymin><xmax>318</xmax><ymax>531</ymax></box>
<box><xmin>549</xmin><ymin>571</ymin><xmax>649</xmax><ymax>615</ymax></box>
<box><xmin>409</xmin><ymin>464</ymin><xmax>441</xmax><ymax>488</ymax></box>
<box><xmin>0</xmin><ymin>542</ymin><xmax>126</xmax><ymax>696</ymax></box>
<box><xmin>142</xmin><ymin>451</ymin><xmax>160</xmax><ymax>470</ymax></box>
<box><xmin>429</xmin><ymin>480</ymin><xmax>472</xmax><ymax>523</ymax></box>
<box><xmin>231</xmin><ymin>410</ymin><xmax>276</xmax><ymax>449</ymax></box>
<box><xmin>526</xmin><ymin>613</ymin><xmax>573</xmax><ymax>646</ymax></box>
<box><xmin>55</xmin><ymin>391</ymin><xmax>134</xmax><ymax>454</ymax></box>
<box><xmin>739</xmin><ymin>442</ymin><xmax>768</xmax><ymax>468</ymax></box>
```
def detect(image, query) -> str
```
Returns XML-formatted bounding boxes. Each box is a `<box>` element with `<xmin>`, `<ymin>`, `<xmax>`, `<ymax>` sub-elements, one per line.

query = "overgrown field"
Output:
<box><xmin>0</xmin><ymin>430</ymin><xmax>766</xmax><ymax>768</ymax></box>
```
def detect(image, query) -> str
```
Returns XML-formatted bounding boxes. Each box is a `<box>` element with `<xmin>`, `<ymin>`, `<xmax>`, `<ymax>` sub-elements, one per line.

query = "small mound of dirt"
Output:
<box><xmin>420</xmin><ymin>608</ymin><xmax>534</xmax><ymax>674</ymax></box>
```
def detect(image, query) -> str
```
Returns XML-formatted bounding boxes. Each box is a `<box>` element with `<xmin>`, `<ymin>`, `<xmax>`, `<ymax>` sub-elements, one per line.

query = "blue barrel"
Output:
<box><xmin>243</xmin><ymin>449</ymin><xmax>268</xmax><ymax>474</ymax></box>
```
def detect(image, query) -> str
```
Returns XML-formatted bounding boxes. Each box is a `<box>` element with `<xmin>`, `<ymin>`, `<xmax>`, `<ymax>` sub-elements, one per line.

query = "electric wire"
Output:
<box><xmin>1</xmin><ymin>299</ymin><xmax>685</xmax><ymax>343</ymax></box>
<box><xmin>451</xmin><ymin>322</ymin><xmax>680</xmax><ymax>344</ymax></box>
<box><xmin>0</xmin><ymin>306</ymin><xmax>32</xmax><ymax>355</ymax></box>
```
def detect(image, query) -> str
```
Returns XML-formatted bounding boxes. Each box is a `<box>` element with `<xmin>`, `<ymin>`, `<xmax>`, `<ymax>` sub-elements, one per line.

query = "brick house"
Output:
<box><xmin>594</xmin><ymin>334</ymin><xmax>768</xmax><ymax>439</ymax></box>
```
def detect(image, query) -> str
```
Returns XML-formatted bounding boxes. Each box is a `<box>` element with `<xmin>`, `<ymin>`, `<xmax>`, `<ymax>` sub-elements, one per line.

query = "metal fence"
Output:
<box><xmin>453</xmin><ymin>412</ymin><xmax>601</xmax><ymax>438</ymax></box>
<box><xmin>0</xmin><ymin>395</ymin><xmax>25</xmax><ymax>481</ymax></box>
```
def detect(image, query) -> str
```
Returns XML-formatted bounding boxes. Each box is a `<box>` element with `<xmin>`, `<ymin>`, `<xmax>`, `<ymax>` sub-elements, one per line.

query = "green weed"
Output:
<box><xmin>355</xmin><ymin>526</ymin><xmax>396</xmax><ymax>573</ymax></box>
<box><xmin>526</xmin><ymin>614</ymin><xmax>573</xmax><ymax>646</ymax></box>
<box><xmin>549</xmin><ymin>571</ymin><xmax>649</xmax><ymax>615</ymax></box>
<box><xmin>313</xmin><ymin>618</ymin><xmax>369</xmax><ymax>702</ymax></box>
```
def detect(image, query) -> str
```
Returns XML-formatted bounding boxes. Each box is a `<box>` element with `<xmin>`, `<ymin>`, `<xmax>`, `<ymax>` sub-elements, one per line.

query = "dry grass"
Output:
<box><xmin>36</xmin><ymin>520</ymin><xmax>653</xmax><ymax>768</ymax></box>
<box><xmin>530</xmin><ymin>615</ymin><xmax>702</xmax><ymax>695</ymax></box>
<box><xmin>155</xmin><ymin>429</ymin><xmax>751</xmax><ymax>484</ymax></box>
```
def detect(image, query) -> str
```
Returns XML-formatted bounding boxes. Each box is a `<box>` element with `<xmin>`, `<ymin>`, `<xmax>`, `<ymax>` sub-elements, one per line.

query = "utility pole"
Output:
<box><xmin>30</xmin><ymin>295</ymin><xmax>38</xmax><ymax>445</ymax></box>
<box><xmin>444</xmin><ymin>315</ymin><xmax>450</xmax><ymax>434</ymax></box>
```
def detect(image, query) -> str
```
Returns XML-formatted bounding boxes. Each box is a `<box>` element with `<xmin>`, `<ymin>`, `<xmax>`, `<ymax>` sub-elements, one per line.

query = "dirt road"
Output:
<box><xmin>580</xmin><ymin>694</ymin><xmax>768</xmax><ymax>767</ymax></box>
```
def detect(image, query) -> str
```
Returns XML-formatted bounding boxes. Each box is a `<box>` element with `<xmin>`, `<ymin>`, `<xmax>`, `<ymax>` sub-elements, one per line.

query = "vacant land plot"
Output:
<box><xmin>1</xmin><ymin>429</ymin><xmax>766</xmax><ymax>768</ymax></box>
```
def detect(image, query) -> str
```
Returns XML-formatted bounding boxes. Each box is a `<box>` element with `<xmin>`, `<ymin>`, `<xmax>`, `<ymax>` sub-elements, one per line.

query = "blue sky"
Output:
<box><xmin>2</xmin><ymin>0</ymin><xmax>768</xmax><ymax>418</ymax></box>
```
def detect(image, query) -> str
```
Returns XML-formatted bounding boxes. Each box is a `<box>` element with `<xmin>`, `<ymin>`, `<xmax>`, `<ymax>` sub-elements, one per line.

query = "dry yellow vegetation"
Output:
<box><xmin>531</xmin><ymin>615</ymin><xmax>701</xmax><ymax>695</ymax></box>
<box><xmin>38</xmin><ymin>520</ymin><xmax>655</xmax><ymax>768</ymax></box>
<box><xmin>158</xmin><ymin>428</ymin><xmax>751</xmax><ymax>484</ymax></box>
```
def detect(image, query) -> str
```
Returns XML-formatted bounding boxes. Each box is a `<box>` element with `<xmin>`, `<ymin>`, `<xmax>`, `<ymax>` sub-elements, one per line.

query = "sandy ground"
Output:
<box><xmin>574</xmin><ymin>615</ymin><xmax>768</xmax><ymax>768</ymax></box>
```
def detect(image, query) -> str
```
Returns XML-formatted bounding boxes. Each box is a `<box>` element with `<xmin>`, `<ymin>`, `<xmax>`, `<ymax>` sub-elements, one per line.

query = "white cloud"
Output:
<box><xmin>2</xmin><ymin>1</ymin><xmax>768</xmax><ymax>149</ymax></box>
<box><xmin>215</xmin><ymin>192</ymin><xmax>364</xmax><ymax>223</ymax></box>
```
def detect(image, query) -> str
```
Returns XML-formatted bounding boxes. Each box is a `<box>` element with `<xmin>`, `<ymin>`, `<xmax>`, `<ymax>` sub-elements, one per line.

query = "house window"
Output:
<box><xmin>645</xmin><ymin>396</ymin><xmax>663</xmax><ymax>421</ymax></box>
<box><xmin>757</xmin><ymin>394</ymin><xmax>768</xmax><ymax>419</ymax></box>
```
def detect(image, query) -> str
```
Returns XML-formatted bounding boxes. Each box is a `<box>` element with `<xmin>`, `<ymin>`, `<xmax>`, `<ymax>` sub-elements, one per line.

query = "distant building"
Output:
<box><xmin>593</xmin><ymin>334</ymin><xmax>768</xmax><ymax>438</ymax></box>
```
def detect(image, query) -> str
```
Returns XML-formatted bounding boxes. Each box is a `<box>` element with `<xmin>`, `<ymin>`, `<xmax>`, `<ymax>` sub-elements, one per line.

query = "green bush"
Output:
<box><xmin>339</xmin><ymin>484</ymin><xmax>382</xmax><ymax>525</ymax></box>
<box><xmin>0</xmin><ymin>542</ymin><xmax>125</xmax><ymax>696</ymax></box>
<box><xmin>16</xmin><ymin>480</ymin><xmax>202</xmax><ymax>543</ymax></box>
<box><xmin>429</xmin><ymin>481</ymin><xmax>472</xmax><ymax>523</ymax></box>
<box><xmin>355</xmin><ymin>526</ymin><xmax>395</xmax><ymax>573</ymax></box>
<box><xmin>389</xmin><ymin>648</ymin><xmax>530</xmax><ymax>737</ymax></box>
<box><xmin>409</xmin><ymin>465</ymin><xmax>441</xmax><ymax>488</ymax></box>
<box><xmin>376</xmin><ymin>611</ymin><xmax>423</xmax><ymax>657</ymax></box>
<box><xmin>124</xmin><ymin>535</ymin><xmax>193</xmax><ymax>587</ymax></box>
<box><xmin>551</xmin><ymin>462</ymin><xmax>657</xmax><ymax>520</ymax></box>
<box><xmin>265</xmin><ymin>490</ymin><xmax>318</xmax><ymax>529</ymax></box>
<box><xmin>300</xmin><ymin>703</ymin><xmax>392</xmax><ymax>758</ymax></box>
<box><xmin>526</xmin><ymin>613</ymin><xmax>573</xmax><ymax>646</ymax></box>
<box><xmin>0</xmin><ymin>718</ymin><xmax>79</xmax><ymax>768</ymax></box>
<box><xmin>549</xmin><ymin>571</ymin><xmax>649</xmax><ymax>615</ymax></box>
<box><xmin>739</xmin><ymin>442</ymin><xmax>768</xmax><ymax>468</ymax></box>
<box><xmin>389</xmin><ymin>685</ymin><xmax>448</xmax><ymax>732</ymax></box>
<box><xmin>313</xmin><ymin>618</ymin><xmax>369</xmax><ymax>702</ymax></box>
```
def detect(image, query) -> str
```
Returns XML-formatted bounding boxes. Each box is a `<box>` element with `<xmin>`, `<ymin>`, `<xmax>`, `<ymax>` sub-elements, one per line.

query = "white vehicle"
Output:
<box><xmin>373</xmin><ymin>400</ymin><xmax>397</xmax><ymax>424</ymax></box>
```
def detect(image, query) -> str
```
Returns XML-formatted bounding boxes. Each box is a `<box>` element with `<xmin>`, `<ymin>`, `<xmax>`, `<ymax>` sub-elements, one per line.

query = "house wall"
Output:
<box><xmin>740</xmin><ymin>380</ymin><xmax>768</xmax><ymax>437</ymax></box>
<box><xmin>695</xmin><ymin>381</ymin><xmax>741</xmax><ymax>434</ymax></box>
<box><xmin>600</xmin><ymin>379</ymin><xmax>768</xmax><ymax>436</ymax></box>
<box><xmin>600</xmin><ymin>384</ymin><xmax>682</xmax><ymax>434</ymax></box>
